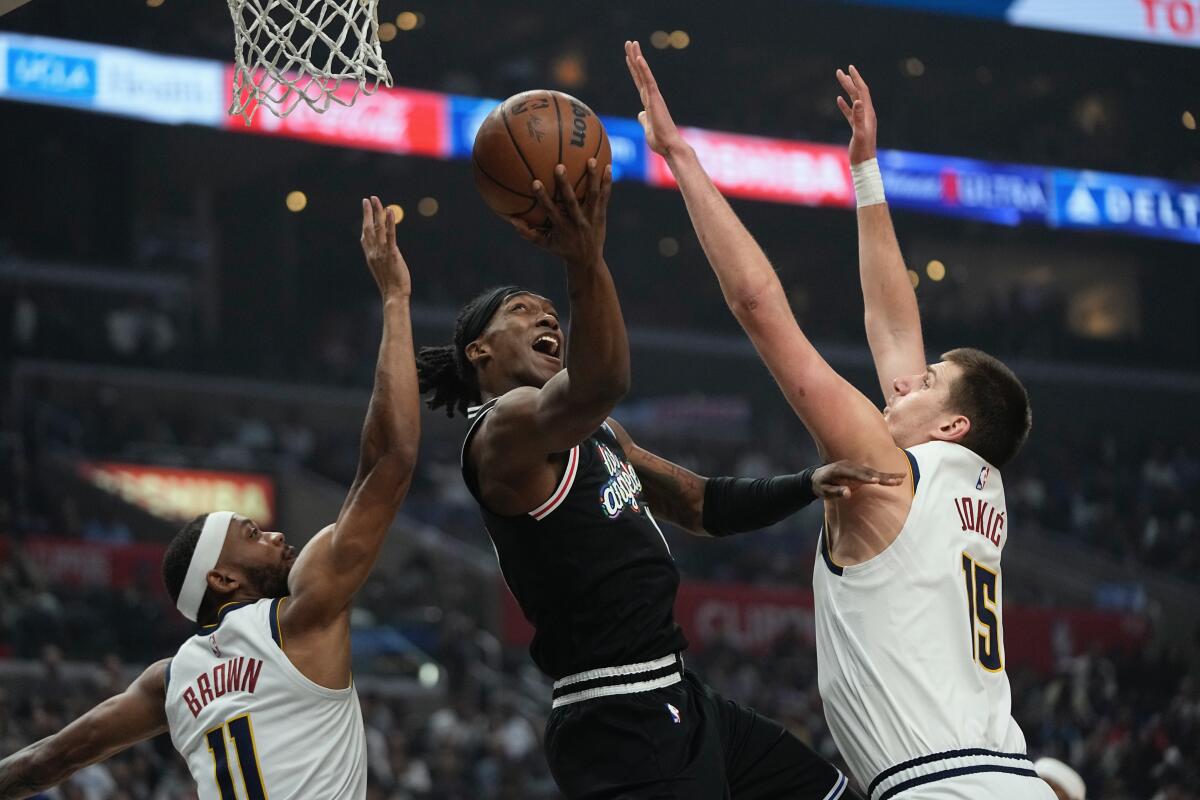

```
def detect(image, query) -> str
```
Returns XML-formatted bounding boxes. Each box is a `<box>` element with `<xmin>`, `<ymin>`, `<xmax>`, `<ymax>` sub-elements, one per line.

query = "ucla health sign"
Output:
<box><xmin>879</xmin><ymin>150</ymin><xmax>1048</xmax><ymax>225</ymax></box>
<box><xmin>1049</xmin><ymin>170</ymin><xmax>1200</xmax><ymax>244</ymax></box>
<box><xmin>0</xmin><ymin>34</ymin><xmax>96</xmax><ymax>104</ymax></box>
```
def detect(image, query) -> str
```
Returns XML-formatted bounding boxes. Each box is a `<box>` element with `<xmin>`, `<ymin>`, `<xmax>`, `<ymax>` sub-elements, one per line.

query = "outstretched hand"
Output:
<box><xmin>361</xmin><ymin>196</ymin><xmax>411</xmax><ymax>299</ymax></box>
<box><xmin>812</xmin><ymin>459</ymin><xmax>905</xmax><ymax>500</ymax></box>
<box><xmin>835</xmin><ymin>65</ymin><xmax>878</xmax><ymax>165</ymax></box>
<box><xmin>508</xmin><ymin>158</ymin><xmax>612</xmax><ymax>269</ymax></box>
<box><xmin>625</xmin><ymin>40</ymin><xmax>688</xmax><ymax>159</ymax></box>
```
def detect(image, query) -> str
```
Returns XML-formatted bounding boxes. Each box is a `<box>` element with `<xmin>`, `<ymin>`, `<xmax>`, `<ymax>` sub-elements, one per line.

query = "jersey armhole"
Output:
<box><xmin>163</xmin><ymin>658</ymin><xmax>172</xmax><ymax>692</ymax></box>
<box><xmin>903</xmin><ymin>448</ymin><xmax>921</xmax><ymax>494</ymax></box>
<box><xmin>269</xmin><ymin>597</ymin><xmax>286</xmax><ymax>651</ymax></box>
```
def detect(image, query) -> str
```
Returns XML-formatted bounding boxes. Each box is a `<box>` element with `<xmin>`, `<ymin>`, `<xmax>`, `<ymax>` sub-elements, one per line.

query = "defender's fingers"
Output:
<box><xmin>836</xmin><ymin>95</ymin><xmax>855</xmax><ymax>124</ymax></box>
<box><xmin>849</xmin><ymin>64</ymin><xmax>871</xmax><ymax>99</ymax></box>
<box><xmin>362</xmin><ymin>197</ymin><xmax>374</xmax><ymax>232</ymax></box>
<box><xmin>836</xmin><ymin>69</ymin><xmax>858</xmax><ymax>100</ymax></box>
<box><xmin>385</xmin><ymin>207</ymin><xmax>397</xmax><ymax>248</ymax></box>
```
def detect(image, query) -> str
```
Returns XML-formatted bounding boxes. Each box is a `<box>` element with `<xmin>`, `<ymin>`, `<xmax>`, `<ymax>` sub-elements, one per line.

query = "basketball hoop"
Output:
<box><xmin>227</xmin><ymin>0</ymin><xmax>393</xmax><ymax>124</ymax></box>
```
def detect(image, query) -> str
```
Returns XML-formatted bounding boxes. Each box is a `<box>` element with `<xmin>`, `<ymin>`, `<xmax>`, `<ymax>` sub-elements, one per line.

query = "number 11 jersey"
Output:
<box><xmin>164</xmin><ymin>598</ymin><xmax>367</xmax><ymax>799</ymax></box>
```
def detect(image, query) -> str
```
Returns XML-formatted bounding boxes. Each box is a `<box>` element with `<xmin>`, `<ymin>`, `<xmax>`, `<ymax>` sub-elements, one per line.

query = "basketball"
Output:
<box><xmin>472</xmin><ymin>90</ymin><xmax>612</xmax><ymax>227</ymax></box>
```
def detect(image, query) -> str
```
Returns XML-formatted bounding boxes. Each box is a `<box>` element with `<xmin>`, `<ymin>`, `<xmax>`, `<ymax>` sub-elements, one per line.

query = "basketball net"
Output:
<box><xmin>227</xmin><ymin>0</ymin><xmax>393</xmax><ymax>124</ymax></box>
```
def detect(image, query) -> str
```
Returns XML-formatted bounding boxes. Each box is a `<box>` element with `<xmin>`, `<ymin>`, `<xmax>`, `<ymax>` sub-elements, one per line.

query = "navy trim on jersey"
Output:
<box><xmin>903</xmin><ymin>449</ymin><xmax>920</xmax><ymax>492</ymax></box>
<box><xmin>269</xmin><ymin>597</ymin><xmax>284</xmax><ymax>648</ymax></box>
<box><xmin>195</xmin><ymin>601</ymin><xmax>253</xmax><ymax>635</ymax></box>
<box><xmin>164</xmin><ymin>659</ymin><xmax>171</xmax><ymax>691</ymax></box>
<box><xmin>876</xmin><ymin>765</ymin><xmax>1039</xmax><ymax>800</ymax></box>
<box><xmin>818</xmin><ymin>529</ymin><xmax>844</xmax><ymax>576</ymax></box>
<box><xmin>867</xmin><ymin>748</ymin><xmax>1034</xmax><ymax>800</ymax></box>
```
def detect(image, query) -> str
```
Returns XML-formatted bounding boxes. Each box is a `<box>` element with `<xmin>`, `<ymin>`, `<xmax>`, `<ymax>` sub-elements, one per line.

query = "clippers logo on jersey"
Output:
<box><xmin>976</xmin><ymin>465</ymin><xmax>991</xmax><ymax>491</ymax></box>
<box><xmin>596</xmin><ymin>441</ymin><xmax>644</xmax><ymax>519</ymax></box>
<box><xmin>954</xmin><ymin>496</ymin><xmax>1005</xmax><ymax>547</ymax></box>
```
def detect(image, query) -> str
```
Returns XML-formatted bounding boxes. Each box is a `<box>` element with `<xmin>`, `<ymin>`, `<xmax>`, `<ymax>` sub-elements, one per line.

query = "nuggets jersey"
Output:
<box><xmin>813</xmin><ymin>441</ymin><xmax>1052</xmax><ymax>800</ymax></box>
<box><xmin>164</xmin><ymin>599</ymin><xmax>367</xmax><ymax>800</ymax></box>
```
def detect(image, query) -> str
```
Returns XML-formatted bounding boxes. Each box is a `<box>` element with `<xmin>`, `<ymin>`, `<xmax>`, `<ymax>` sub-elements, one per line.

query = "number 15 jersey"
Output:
<box><xmin>164</xmin><ymin>598</ymin><xmax>367</xmax><ymax>800</ymax></box>
<box><xmin>813</xmin><ymin>441</ymin><xmax>1047</xmax><ymax>799</ymax></box>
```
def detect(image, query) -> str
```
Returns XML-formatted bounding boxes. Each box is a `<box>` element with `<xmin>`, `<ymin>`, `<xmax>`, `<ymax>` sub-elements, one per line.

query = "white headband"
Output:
<box><xmin>177</xmin><ymin>511</ymin><xmax>235</xmax><ymax>622</ymax></box>
<box><xmin>1034</xmin><ymin>758</ymin><xmax>1086</xmax><ymax>800</ymax></box>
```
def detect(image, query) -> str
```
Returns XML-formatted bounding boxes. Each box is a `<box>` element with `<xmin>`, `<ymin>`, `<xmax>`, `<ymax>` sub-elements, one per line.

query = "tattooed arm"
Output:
<box><xmin>606</xmin><ymin>418</ymin><xmax>903</xmax><ymax>537</ymax></box>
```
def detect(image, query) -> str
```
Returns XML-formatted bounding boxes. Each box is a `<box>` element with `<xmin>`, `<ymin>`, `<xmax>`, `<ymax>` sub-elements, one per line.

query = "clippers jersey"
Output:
<box><xmin>813</xmin><ymin>441</ymin><xmax>1050</xmax><ymax>800</ymax></box>
<box><xmin>462</xmin><ymin>398</ymin><xmax>688</xmax><ymax>680</ymax></box>
<box><xmin>164</xmin><ymin>599</ymin><xmax>367</xmax><ymax>800</ymax></box>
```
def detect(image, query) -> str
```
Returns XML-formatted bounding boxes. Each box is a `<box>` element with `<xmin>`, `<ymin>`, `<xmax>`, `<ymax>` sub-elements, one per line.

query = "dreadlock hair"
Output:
<box><xmin>163</xmin><ymin>513</ymin><xmax>207</xmax><ymax>606</ymax></box>
<box><xmin>416</xmin><ymin>287</ymin><xmax>519</xmax><ymax>418</ymax></box>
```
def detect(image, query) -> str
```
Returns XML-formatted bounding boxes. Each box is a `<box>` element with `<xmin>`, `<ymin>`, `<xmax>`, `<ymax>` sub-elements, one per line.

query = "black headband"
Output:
<box><xmin>455</xmin><ymin>285</ymin><xmax>533</xmax><ymax>353</ymax></box>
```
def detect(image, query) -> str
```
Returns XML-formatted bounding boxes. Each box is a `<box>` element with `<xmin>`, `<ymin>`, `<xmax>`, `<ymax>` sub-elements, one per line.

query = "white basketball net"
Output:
<box><xmin>227</xmin><ymin>0</ymin><xmax>394</xmax><ymax>124</ymax></box>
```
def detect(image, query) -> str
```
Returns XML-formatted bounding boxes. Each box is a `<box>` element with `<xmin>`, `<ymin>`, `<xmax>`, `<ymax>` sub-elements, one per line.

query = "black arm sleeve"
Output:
<box><xmin>700</xmin><ymin>467</ymin><xmax>818</xmax><ymax>537</ymax></box>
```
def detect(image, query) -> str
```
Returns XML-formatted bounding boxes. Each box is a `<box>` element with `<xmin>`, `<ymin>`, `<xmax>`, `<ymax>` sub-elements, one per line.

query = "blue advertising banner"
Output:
<box><xmin>1048</xmin><ymin>169</ymin><xmax>1200</xmax><ymax>244</ymax></box>
<box><xmin>878</xmin><ymin>150</ymin><xmax>1049</xmax><ymax>226</ymax></box>
<box><xmin>2</xmin><ymin>36</ymin><xmax>97</xmax><ymax>105</ymax></box>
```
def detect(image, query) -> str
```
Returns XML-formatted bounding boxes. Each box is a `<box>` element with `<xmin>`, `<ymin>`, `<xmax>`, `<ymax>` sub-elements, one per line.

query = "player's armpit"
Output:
<box><xmin>0</xmin><ymin>660</ymin><xmax>168</xmax><ymax>800</ymax></box>
<box><xmin>606</xmin><ymin>418</ymin><xmax>708</xmax><ymax>535</ymax></box>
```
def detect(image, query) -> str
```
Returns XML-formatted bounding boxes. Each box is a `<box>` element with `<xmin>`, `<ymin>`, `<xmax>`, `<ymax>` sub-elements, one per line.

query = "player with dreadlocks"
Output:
<box><xmin>416</xmin><ymin>158</ymin><xmax>901</xmax><ymax>798</ymax></box>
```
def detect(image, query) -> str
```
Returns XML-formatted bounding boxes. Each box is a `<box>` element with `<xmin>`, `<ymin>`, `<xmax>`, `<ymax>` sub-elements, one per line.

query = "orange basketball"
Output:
<box><xmin>472</xmin><ymin>90</ymin><xmax>612</xmax><ymax>227</ymax></box>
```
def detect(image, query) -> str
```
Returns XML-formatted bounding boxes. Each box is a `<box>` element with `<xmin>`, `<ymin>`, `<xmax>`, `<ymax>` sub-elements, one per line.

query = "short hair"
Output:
<box><xmin>415</xmin><ymin>287</ymin><xmax>511</xmax><ymax>418</ymax></box>
<box><xmin>942</xmin><ymin>348</ymin><xmax>1032</xmax><ymax>468</ymax></box>
<box><xmin>163</xmin><ymin>514</ymin><xmax>207</xmax><ymax>606</ymax></box>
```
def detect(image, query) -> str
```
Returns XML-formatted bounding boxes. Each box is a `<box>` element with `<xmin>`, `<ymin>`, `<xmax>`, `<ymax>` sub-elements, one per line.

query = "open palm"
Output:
<box><xmin>624</xmin><ymin>40</ymin><xmax>687</xmax><ymax>158</ymax></box>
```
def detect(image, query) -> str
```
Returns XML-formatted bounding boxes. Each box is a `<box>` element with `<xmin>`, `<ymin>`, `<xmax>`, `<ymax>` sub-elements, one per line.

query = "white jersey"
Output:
<box><xmin>164</xmin><ymin>598</ymin><xmax>367</xmax><ymax>800</ymax></box>
<box><xmin>813</xmin><ymin>441</ymin><xmax>1053</xmax><ymax>800</ymax></box>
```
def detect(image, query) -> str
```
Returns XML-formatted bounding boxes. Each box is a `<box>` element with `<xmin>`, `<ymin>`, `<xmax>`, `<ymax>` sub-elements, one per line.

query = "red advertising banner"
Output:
<box><xmin>224</xmin><ymin>68</ymin><xmax>448</xmax><ymax>157</ymax></box>
<box><xmin>648</xmin><ymin>128</ymin><xmax>854</xmax><ymax>207</ymax></box>
<box><xmin>79</xmin><ymin>462</ymin><xmax>276</xmax><ymax>527</ymax></box>
<box><xmin>1</xmin><ymin>536</ymin><xmax>167</xmax><ymax>593</ymax></box>
<box><xmin>500</xmin><ymin>580</ymin><xmax>1148</xmax><ymax>674</ymax></box>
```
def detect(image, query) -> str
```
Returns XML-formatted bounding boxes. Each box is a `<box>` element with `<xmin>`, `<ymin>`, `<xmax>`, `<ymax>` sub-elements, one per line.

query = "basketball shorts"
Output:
<box><xmin>544</xmin><ymin>668</ymin><xmax>857</xmax><ymax>800</ymax></box>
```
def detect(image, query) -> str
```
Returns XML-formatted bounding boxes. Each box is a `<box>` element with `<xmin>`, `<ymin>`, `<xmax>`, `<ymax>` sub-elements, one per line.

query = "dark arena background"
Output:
<box><xmin>1</xmin><ymin>1</ymin><xmax>1198</xmax><ymax>798</ymax></box>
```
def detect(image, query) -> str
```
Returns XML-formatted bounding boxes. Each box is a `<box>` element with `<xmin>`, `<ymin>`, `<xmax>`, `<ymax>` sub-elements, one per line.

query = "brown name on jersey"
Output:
<box><xmin>182</xmin><ymin>656</ymin><xmax>264</xmax><ymax>718</ymax></box>
<box><xmin>954</xmin><ymin>496</ymin><xmax>1005</xmax><ymax>547</ymax></box>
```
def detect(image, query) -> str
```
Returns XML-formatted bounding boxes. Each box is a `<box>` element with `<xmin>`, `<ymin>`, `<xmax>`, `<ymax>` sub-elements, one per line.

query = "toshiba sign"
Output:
<box><xmin>79</xmin><ymin>462</ymin><xmax>276</xmax><ymax>527</ymax></box>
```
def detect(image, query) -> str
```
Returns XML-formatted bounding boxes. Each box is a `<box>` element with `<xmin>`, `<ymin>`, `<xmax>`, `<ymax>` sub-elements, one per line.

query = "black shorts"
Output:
<box><xmin>544</xmin><ymin>669</ymin><xmax>856</xmax><ymax>800</ymax></box>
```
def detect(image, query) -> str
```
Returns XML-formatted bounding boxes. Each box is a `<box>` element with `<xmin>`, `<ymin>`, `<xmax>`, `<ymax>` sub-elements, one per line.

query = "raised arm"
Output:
<box><xmin>607</xmin><ymin>418</ymin><xmax>904</xmax><ymax>536</ymax></box>
<box><xmin>490</xmin><ymin>160</ymin><xmax>624</xmax><ymax>451</ymax></box>
<box><xmin>836</xmin><ymin>66</ymin><xmax>926</xmax><ymax>401</ymax></box>
<box><xmin>284</xmin><ymin>197</ymin><xmax>419</xmax><ymax>633</ymax></box>
<box><xmin>624</xmin><ymin>42</ymin><xmax>898</xmax><ymax>467</ymax></box>
<box><xmin>472</xmin><ymin>160</ymin><xmax>630</xmax><ymax>514</ymax></box>
<box><xmin>0</xmin><ymin>660</ymin><xmax>168</xmax><ymax>799</ymax></box>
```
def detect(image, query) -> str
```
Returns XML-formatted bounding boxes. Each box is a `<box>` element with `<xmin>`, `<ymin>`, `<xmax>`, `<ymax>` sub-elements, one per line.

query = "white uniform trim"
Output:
<box><xmin>553</xmin><ymin>653</ymin><xmax>678</xmax><ymax>690</ymax></box>
<box><xmin>529</xmin><ymin>445</ymin><xmax>579</xmax><ymax>520</ymax></box>
<box><xmin>822</xmin><ymin>773</ymin><xmax>849</xmax><ymax>800</ymax></box>
<box><xmin>177</xmin><ymin>511</ymin><xmax>235</xmax><ymax>622</ymax></box>
<box><xmin>552</xmin><ymin>673</ymin><xmax>683</xmax><ymax>709</ymax></box>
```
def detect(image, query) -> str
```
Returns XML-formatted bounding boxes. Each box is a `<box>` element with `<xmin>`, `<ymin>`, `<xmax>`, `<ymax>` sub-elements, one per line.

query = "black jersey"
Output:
<box><xmin>461</xmin><ymin>398</ymin><xmax>688</xmax><ymax>680</ymax></box>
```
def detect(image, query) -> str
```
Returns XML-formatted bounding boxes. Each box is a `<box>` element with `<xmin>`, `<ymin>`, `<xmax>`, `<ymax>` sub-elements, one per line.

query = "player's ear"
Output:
<box><xmin>465</xmin><ymin>339</ymin><xmax>490</xmax><ymax>366</ymax></box>
<box><xmin>206</xmin><ymin>568</ymin><xmax>240</xmax><ymax>598</ymax></box>
<box><xmin>934</xmin><ymin>413</ymin><xmax>970</xmax><ymax>443</ymax></box>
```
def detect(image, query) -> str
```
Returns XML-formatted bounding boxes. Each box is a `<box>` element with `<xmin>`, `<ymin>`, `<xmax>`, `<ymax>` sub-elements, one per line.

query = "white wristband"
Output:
<box><xmin>851</xmin><ymin>158</ymin><xmax>886</xmax><ymax>208</ymax></box>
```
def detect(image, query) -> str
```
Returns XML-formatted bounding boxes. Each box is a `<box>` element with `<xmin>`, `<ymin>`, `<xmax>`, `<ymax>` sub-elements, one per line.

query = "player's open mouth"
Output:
<box><xmin>531</xmin><ymin>333</ymin><xmax>561</xmax><ymax>359</ymax></box>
